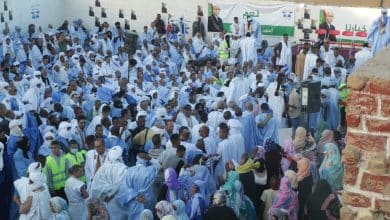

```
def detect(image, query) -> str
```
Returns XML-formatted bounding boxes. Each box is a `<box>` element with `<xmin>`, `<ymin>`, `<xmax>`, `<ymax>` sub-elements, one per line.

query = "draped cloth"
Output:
<box><xmin>296</xmin><ymin>158</ymin><xmax>311</xmax><ymax>182</ymax></box>
<box><xmin>368</xmin><ymin>15</ymin><xmax>390</xmax><ymax>55</ymax></box>
<box><xmin>240</xmin><ymin>111</ymin><xmax>261</xmax><ymax>153</ymax></box>
<box><xmin>116</xmin><ymin>159</ymin><xmax>158</xmax><ymax>220</ymax></box>
<box><xmin>226</xmin><ymin>76</ymin><xmax>250</xmax><ymax>104</ymax></box>
<box><xmin>23</xmin><ymin>112</ymin><xmax>43</xmax><ymax>157</ymax></box>
<box><xmin>89</xmin><ymin>160</ymin><xmax>128</xmax><ymax>219</ymax></box>
<box><xmin>281</xmin><ymin>139</ymin><xmax>295</xmax><ymax>173</ymax></box>
<box><xmin>317</xmin><ymin>130</ymin><xmax>336</xmax><ymax>155</ymax></box>
<box><xmin>269</xmin><ymin>176</ymin><xmax>298</xmax><ymax>220</ymax></box>
<box><xmin>319</xmin><ymin>143</ymin><xmax>343</xmax><ymax>191</ymax></box>
<box><xmin>173</xmin><ymin>200</ymin><xmax>190</xmax><ymax>220</ymax></box>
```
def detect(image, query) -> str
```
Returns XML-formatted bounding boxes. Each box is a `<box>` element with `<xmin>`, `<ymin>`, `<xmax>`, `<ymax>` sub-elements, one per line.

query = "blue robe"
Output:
<box><xmin>6</xmin><ymin>135</ymin><xmax>19</xmax><ymax>157</ymax></box>
<box><xmin>318</xmin><ymin>100</ymin><xmax>340</xmax><ymax>130</ymax></box>
<box><xmin>186</xmin><ymin>193</ymin><xmax>207</xmax><ymax>220</ymax></box>
<box><xmin>116</xmin><ymin>162</ymin><xmax>158</xmax><ymax>220</ymax></box>
<box><xmin>23</xmin><ymin>112</ymin><xmax>43</xmax><ymax>158</ymax></box>
<box><xmin>368</xmin><ymin>15</ymin><xmax>390</xmax><ymax>55</ymax></box>
<box><xmin>240</xmin><ymin>112</ymin><xmax>261</xmax><ymax>153</ymax></box>
<box><xmin>13</xmin><ymin>149</ymin><xmax>34</xmax><ymax>178</ymax></box>
<box><xmin>256</xmin><ymin>112</ymin><xmax>279</xmax><ymax>144</ymax></box>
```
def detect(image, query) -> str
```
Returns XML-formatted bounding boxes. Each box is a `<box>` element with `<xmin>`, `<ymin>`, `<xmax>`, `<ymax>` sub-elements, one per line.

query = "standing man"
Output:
<box><xmin>354</xmin><ymin>43</ymin><xmax>373</xmax><ymax>72</ymax></box>
<box><xmin>154</xmin><ymin>14</ymin><xmax>166</xmax><ymax>36</ymax></box>
<box><xmin>45</xmin><ymin>140</ymin><xmax>69</xmax><ymax>199</ymax></box>
<box><xmin>192</xmin><ymin>16</ymin><xmax>206</xmax><ymax>40</ymax></box>
<box><xmin>85</xmin><ymin>138</ymin><xmax>107</xmax><ymax>187</ymax></box>
<box><xmin>230</xmin><ymin>17</ymin><xmax>244</xmax><ymax>38</ymax></box>
<box><xmin>368</xmin><ymin>9</ymin><xmax>390</xmax><ymax>55</ymax></box>
<box><xmin>275</xmin><ymin>34</ymin><xmax>292</xmax><ymax>71</ymax></box>
<box><xmin>240</xmin><ymin>32</ymin><xmax>257</xmax><ymax>64</ymax></box>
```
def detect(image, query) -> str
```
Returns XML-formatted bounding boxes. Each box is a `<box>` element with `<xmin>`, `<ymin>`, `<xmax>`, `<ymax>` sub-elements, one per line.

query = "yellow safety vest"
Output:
<box><xmin>46</xmin><ymin>155</ymin><xmax>67</xmax><ymax>190</ymax></box>
<box><xmin>65</xmin><ymin>151</ymin><xmax>87</xmax><ymax>182</ymax></box>
<box><xmin>219</xmin><ymin>40</ymin><xmax>229</xmax><ymax>60</ymax></box>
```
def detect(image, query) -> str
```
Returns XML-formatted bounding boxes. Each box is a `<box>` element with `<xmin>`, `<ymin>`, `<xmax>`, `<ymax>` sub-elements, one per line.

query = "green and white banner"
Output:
<box><xmin>208</xmin><ymin>1</ymin><xmax>295</xmax><ymax>36</ymax></box>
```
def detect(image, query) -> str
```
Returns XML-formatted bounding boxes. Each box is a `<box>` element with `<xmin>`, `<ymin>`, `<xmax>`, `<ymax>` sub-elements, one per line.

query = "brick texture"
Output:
<box><xmin>368</xmin><ymin>79</ymin><xmax>390</xmax><ymax>96</ymax></box>
<box><xmin>375</xmin><ymin>199</ymin><xmax>390</xmax><ymax>214</ymax></box>
<box><xmin>344</xmin><ymin>166</ymin><xmax>359</xmax><ymax>186</ymax></box>
<box><xmin>346</xmin><ymin>114</ymin><xmax>361</xmax><ymax>128</ymax></box>
<box><xmin>366</xmin><ymin>118</ymin><xmax>390</xmax><ymax>133</ymax></box>
<box><xmin>360</xmin><ymin>172</ymin><xmax>390</xmax><ymax>195</ymax></box>
<box><xmin>381</xmin><ymin>96</ymin><xmax>390</xmax><ymax>117</ymax></box>
<box><xmin>346</xmin><ymin>132</ymin><xmax>387</xmax><ymax>152</ymax></box>
<box><xmin>346</xmin><ymin>92</ymin><xmax>377</xmax><ymax>115</ymax></box>
<box><xmin>342</xmin><ymin>147</ymin><xmax>361</xmax><ymax>166</ymax></box>
<box><xmin>342</xmin><ymin>192</ymin><xmax>371</xmax><ymax>208</ymax></box>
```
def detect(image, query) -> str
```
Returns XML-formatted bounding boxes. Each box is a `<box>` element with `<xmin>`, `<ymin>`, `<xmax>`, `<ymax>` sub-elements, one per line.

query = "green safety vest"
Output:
<box><xmin>65</xmin><ymin>150</ymin><xmax>87</xmax><ymax>182</ymax></box>
<box><xmin>219</xmin><ymin>40</ymin><xmax>229</xmax><ymax>59</ymax></box>
<box><xmin>46</xmin><ymin>155</ymin><xmax>67</xmax><ymax>190</ymax></box>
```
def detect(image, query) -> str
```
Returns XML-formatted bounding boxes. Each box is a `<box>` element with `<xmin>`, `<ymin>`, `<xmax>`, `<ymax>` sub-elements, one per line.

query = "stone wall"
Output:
<box><xmin>342</xmin><ymin>47</ymin><xmax>390</xmax><ymax>219</ymax></box>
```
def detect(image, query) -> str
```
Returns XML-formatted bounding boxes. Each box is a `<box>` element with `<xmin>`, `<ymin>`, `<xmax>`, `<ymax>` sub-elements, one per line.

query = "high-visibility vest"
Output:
<box><xmin>46</xmin><ymin>155</ymin><xmax>67</xmax><ymax>190</ymax></box>
<box><xmin>65</xmin><ymin>150</ymin><xmax>87</xmax><ymax>182</ymax></box>
<box><xmin>219</xmin><ymin>40</ymin><xmax>229</xmax><ymax>60</ymax></box>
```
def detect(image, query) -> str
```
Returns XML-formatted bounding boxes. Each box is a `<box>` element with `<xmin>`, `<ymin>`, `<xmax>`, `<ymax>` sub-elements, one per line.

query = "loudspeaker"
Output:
<box><xmin>301</xmin><ymin>80</ymin><xmax>321</xmax><ymax>113</ymax></box>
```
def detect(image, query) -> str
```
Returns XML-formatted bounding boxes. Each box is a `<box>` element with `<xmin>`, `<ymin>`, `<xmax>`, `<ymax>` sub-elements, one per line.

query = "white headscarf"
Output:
<box><xmin>28</xmin><ymin>162</ymin><xmax>42</xmax><ymax>174</ymax></box>
<box><xmin>50</xmin><ymin>197</ymin><xmax>68</xmax><ymax>213</ymax></box>
<box><xmin>43</xmin><ymin>132</ymin><xmax>55</xmax><ymax>146</ymax></box>
<box><xmin>29</xmin><ymin>172</ymin><xmax>47</xmax><ymax>191</ymax></box>
<box><xmin>107</xmin><ymin>146</ymin><xmax>123</xmax><ymax>163</ymax></box>
<box><xmin>58</xmin><ymin>121</ymin><xmax>72</xmax><ymax>140</ymax></box>
<box><xmin>9</xmin><ymin>119</ymin><xmax>23</xmax><ymax>136</ymax></box>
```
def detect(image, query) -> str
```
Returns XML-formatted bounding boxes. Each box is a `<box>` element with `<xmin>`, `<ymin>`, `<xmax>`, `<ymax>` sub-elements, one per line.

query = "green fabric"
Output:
<box><xmin>46</xmin><ymin>155</ymin><xmax>67</xmax><ymax>190</ymax></box>
<box><xmin>221</xmin><ymin>171</ymin><xmax>239</xmax><ymax>192</ymax></box>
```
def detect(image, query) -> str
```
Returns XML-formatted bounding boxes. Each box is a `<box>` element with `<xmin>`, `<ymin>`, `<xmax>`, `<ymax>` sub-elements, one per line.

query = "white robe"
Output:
<box><xmin>14</xmin><ymin>177</ymin><xmax>51</xmax><ymax>220</ymax></box>
<box><xmin>90</xmin><ymin>160</ymin><xmax>128</xmax><ymax>219</ymax></box>
<box><xmin>277</xmin><ymin>41</ymin><xmax>292</xmax><ymax>71</ymax></box>
<box><xmin>217</xmin><ymin>135</ymin><xmax>245</xmax><ymax>175</ymax></box>
<box><xmin>240</xmin><ymin>37</ymin><xmax>257</xmax><ymax>63</ymax></box>
<box><xmin>85</xmin><ymin>150</ymin><xmax>107</xmax><ymax>187</ymax></box>
<box><xmin>303</xmin><ymin>52</ymin><xmax>318</xmax><ymax>80</ymax></box>
<box><xmin>65</xmin><ymin>176</ymin><xmax>86</xmax><ymax>220</ymax></box>
<box><xmin>266</xmin><ymin>82</ymin><xmax>285</xmax><ymax>128</ymax></box>
<box><xmin>207</xmin><ymin>110</ymin><xmax>224</xmax><ymax>131</ymax></box>
<box><xmin>226</xmin><ymin>76</ymin><xmax>250</xmax><ymax>104</ymax></box>
<box><xmin>354</xmin><ymin>47</ymin><xmax>373</xmax><ymax>72</ymax></box>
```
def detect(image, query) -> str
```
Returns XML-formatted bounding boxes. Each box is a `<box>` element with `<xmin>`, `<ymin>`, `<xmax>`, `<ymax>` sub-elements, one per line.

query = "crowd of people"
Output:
<box><xmin>0</xmin><ymin>8</ymin><xmax>388</xmax><ymax>220</ymax></box>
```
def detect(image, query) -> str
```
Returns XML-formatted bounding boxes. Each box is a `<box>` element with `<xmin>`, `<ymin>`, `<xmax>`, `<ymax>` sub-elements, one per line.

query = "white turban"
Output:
<box><xmin>29</xmin><ymin>172</ymin><xmax>47</xmax><ymax>191</ymax></box>
<box><xmin>28</xmin><ymin>162</ymin><xmax>42</xmax><ymax>174</ymax></box>
<box><xmin>136</xmin><ymin>110</ymin><xmax>148</xmax><ymax>121</ymax></box>
<box><xmin>107</xmin><ymin>146</ymin><xmax>123</xmax><ymax>162</ymax></box>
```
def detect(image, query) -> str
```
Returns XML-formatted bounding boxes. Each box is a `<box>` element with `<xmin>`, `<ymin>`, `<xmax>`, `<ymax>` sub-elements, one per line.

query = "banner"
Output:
<box><xmin>317</xmin><ymin>6</ymin><xmax>381</xmax><ymax>42</ymax></box>
<box><xmin>208</xmin><ymin>1</ymin><xmax>295</xmax><ymax>36</ymax></box>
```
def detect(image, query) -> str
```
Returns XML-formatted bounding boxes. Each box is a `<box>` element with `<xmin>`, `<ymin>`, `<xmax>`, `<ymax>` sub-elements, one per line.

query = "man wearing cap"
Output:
<box><xmin>368</xmin><ymin>8</ymin><xmax>390</xmax><ymax>55</ymax></box>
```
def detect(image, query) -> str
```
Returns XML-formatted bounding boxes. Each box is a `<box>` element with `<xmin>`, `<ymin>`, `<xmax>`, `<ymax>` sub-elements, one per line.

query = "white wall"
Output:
<box><xmin>62</xmin><ymin>0</ymin><xmax>208</xmax><ymax>34</ymax></box>
<box><xmin>4</xmin><ymin>0</ymin><xmax>65</xmax><ymax>32</ymax></box>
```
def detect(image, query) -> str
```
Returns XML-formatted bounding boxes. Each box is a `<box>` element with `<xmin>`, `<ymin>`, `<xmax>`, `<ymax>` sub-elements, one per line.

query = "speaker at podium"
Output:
<box><xmin>301</xmin><ymin>80</ymin><xmax>321</xmax><ymax>113</ymax></box>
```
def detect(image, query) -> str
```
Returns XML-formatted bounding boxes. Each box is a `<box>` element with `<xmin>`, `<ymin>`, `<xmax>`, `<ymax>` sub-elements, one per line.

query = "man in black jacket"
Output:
<box><xmin>208</xmin><ymin>4</ymin><xmax>224</xmax><ymax>32</ymax></box>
